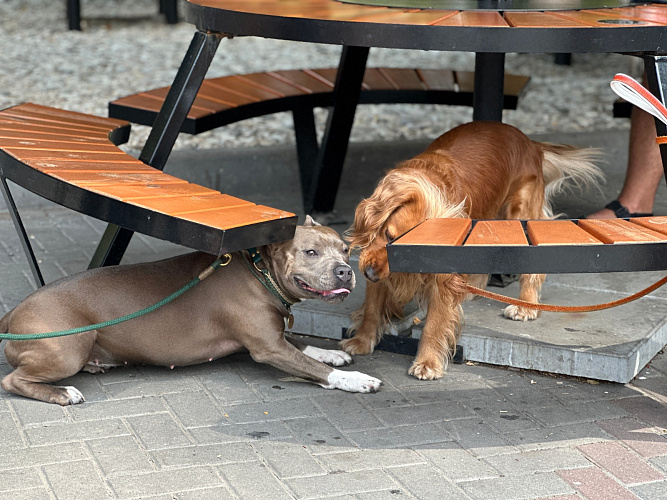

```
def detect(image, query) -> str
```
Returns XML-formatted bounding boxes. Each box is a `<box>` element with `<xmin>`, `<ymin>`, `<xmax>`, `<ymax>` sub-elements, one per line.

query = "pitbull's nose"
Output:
<box><xmin>334</xmin><ymin>265</ymin><xmax>353</xmax><ymax>283</ymax></box>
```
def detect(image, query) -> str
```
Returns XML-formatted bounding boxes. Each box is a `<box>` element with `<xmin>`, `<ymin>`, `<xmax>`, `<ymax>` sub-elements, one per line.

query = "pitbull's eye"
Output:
<box><xmin>305</xmin><ymin>249</ymin><xmax>318</xmax><ymax>257</ymax></box>
<box><xmin>343</xmin><ymin>246</ymin><xmax>349</xmax><ymax>255</ymax></box>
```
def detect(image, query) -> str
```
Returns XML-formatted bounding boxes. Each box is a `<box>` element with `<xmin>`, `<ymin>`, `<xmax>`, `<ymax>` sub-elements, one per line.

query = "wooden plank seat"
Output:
<box><xmin>108</xmin><ymin>68</ymin><xmax>530</xmax><ymax>135</ymax></box>
<box><xmin>387</xmin><ymin>217</ymin><xmax>667</xmax><ymax>275</ymax></box>
<box><xmin>0</xmin><ymin>103</ymin><xmax>297</xmax><ymax>285</ymax></box>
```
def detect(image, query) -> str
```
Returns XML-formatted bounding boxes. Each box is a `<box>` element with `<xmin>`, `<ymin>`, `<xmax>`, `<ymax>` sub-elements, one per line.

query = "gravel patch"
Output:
<box><xmin>0</xmin><ymin>0</ymin><xmax>639</xmax><ymax>153</ymax></box>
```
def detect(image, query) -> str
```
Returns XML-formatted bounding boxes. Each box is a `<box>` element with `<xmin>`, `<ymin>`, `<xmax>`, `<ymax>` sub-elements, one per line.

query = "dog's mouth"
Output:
<box><xmin>294</xmin><ymin>278</ymin><xmax>351</xmax><ymax>300</ymax></box>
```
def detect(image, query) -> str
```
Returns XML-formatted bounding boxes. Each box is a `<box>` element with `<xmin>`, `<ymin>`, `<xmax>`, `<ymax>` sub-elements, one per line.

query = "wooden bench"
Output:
<box><xmin>109</xmin><ymin>67</ymin><xmax>530</xmax><ymax>212</ymax></box>
<box><xmin>0</xmin><ymin>103</ymin><xmax>296</xmax><ymax>286</ymax></box>
<box><xmin>387</xmin><ymin>217</ymin><xmax>667</xmax><ymax>275</ymax></box>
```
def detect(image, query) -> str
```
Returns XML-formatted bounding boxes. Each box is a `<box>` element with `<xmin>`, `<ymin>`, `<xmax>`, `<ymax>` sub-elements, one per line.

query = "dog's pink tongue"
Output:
<box><xmin>324</xmin><ymin>288</ymin><xmax>350</xmax><ymax>296</ymax></box>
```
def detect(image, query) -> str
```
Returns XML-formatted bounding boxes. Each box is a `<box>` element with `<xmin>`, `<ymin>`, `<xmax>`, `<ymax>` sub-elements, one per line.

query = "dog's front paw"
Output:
<box><xmin>340</xmin><ymin>336</ymin><xmax>376</xmax><ymax>356</ymax></box>
<box><xmin>408</xmin><ymin>359</ymin><xmax>444</xmax><ymax>380</ymax></box>
<box><xmin>503</xmin><ymin>305</ymin><xmax>540</xmax><ymax>322</ymax></box>
<box><xmin>322</xmin><ymin>369</ymin><xmax>382</xmax><ymax>393</ymax></box>
<box><xmin>302</xmin><ymin>345</ymin><xmax>352</xmax><ymax>366</ymax></box>
<box><xmin>55</xmin><ymin>386</ymin><xmax>85</xmax><ymax>405</ymax></box>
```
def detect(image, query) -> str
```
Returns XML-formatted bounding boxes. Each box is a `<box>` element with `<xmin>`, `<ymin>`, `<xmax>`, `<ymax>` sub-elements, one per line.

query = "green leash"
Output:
<box><xmin>0</xmin><ymin>254</ymin><xmax>232</xmax><ymax>341</ymax></box>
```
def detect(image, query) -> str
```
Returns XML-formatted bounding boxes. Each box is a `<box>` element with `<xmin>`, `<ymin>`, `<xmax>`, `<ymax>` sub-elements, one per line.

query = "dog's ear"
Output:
<box><xmin>304</xmin><ymin>215</ymin><xmax>321</xmax><ymax>227</ymax></box>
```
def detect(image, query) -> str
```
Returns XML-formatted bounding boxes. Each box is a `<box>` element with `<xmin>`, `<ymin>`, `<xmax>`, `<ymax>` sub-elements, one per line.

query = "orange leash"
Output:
<box><xmin>465</xmin><ymin>274</ymin><xmax>667</xmax><ymax>313</ymax></box>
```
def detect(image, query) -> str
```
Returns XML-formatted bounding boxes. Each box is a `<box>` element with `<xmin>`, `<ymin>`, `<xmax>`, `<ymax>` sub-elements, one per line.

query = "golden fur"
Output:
<box><xmin>341</xmin><ymin>121</ymin><xmax>602</xmax><ymax>380</ymax></box>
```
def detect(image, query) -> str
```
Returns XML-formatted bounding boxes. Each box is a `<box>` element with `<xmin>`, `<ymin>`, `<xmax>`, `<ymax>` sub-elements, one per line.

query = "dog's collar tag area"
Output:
<box><xmin>286</xmin><ymin>313</ymin><xmax>295</xmax><ymax>330</ymax></box>
<box><xmin>243</xmin><ymin>248</ymin><xmax>297</xmax><ymax>315</ymax></box>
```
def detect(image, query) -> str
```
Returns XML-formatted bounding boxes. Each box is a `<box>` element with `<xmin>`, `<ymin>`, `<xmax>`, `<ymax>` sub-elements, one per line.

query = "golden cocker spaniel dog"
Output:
<box><xmin>341</xmin><ymin>121</ymin><xmax>602</xmax><ymax>380</ymax></box>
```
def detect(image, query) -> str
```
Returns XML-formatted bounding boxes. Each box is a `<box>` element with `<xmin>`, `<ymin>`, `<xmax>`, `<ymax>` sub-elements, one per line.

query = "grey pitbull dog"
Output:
<box><xmin>1</xmin><ymin>216</ymin><xmax>382</xmax><ymax>405</ymax></box>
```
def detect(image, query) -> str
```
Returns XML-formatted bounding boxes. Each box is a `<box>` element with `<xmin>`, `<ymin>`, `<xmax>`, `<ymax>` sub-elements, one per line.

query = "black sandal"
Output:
<box><xmin>603</xmin><ymin>200</ymin><xmax>653</xmax><ymax>218</ymax></box>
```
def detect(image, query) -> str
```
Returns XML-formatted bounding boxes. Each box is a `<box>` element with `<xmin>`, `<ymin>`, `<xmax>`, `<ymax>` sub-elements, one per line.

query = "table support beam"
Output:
<box><xmin>89</xmin><ymin>30</ymin><xmax>222</xmax><ymax>269</ymax></box>
<box><xmin>473</xmin><ymin>52</ymin><xmax>505</xmax><ymax>122</ymax></box>
<box><xmin>306</xmin><ymin>45</ymin><xmax>370</xmax><ymax>214</ymax></box>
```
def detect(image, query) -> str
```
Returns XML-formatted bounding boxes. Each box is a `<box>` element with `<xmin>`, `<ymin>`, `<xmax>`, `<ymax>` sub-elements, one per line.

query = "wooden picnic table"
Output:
<box><xmin>94</xmin><ymin>0</ymin><xmax>667</xmax><ymax>273</ymax></box>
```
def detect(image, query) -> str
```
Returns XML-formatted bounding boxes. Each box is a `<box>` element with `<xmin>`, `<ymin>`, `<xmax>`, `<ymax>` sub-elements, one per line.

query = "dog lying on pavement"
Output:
<box><xmin>1</xmin><ymin>216</ymin><xmax>382</xmax><ymax>405</ymax></box>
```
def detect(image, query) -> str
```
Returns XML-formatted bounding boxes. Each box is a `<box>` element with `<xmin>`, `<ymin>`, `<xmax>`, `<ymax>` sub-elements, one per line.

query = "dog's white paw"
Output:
<box><xmin>57</xmin><ymin>386</ymin><xmax>85</xmax><ymax>405</ymax></box>
<box><xmin>302</xmin><ymin>345</ymin><xmax>353</xmax><ymax>366</ymax></box>
<box><xmin>503</xmin><ymin>305</ymin><xmax>539</xmax><ymax>322</ymax></box>
<box><xmin>321</xmin><ymin>369</ymin><xmax>382</xmax><ymax>393</ymax></box>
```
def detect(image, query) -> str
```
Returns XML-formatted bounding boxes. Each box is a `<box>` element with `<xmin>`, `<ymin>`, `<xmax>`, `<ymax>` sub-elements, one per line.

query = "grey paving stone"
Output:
<box><xmin>0</xmin><ymin>443</ymin><xmax>87</xmax><ymax>471</ymax></box>
<box><xmin>87</xmin><ymin>435</ymin><xmax>155</xmax><ymax>478</ymax></box>
<box><xmin>525</xmin><ymin>400</ymin><xmax>629</xmax><ymax>427</ymax></box>
<box><xmin>221</xmin><ymin>398</ymin><xmax>323</xmax><ymax>424</ymax></box>
<box><xmin>126</xmin><ymin>412</ymin><xmax>192</xmax><ymax>450</ymax></box>
<box><xmin>253</xmin><ymin>440</ymin><xmax>327</xmax><ymax>478</ymax></box>
<box><xmin>151</xmin><ymin>442</ymin><xmax>257</xmax><ymax>468</ymax></box>
<box><xmin>42</xmin><ymin>460</ymin><xmax>111</xmax><ymax>499</ymax></box>
<box><xmin>102</xmin><ymin>377</ymin><xmax>202</xmax><ymax>400</ymax></box>
<box><xmin>504</xmin><ymin>422</ymin><xmax>610</xmax><ymax>451</ymax></box>
<box><xmin>286</xmin><ymin>469</ymin><xmax>398</xmax><ymax>499</ymax></box>
<box><xmin>345</xmin><ymin>422</ymin><xmax>452</xmax><ymax>450</ymax></box>
<box><xmin>374</xmin><ymin>401</ymin><xmax>473</xmax><ymax>427</ymax></box>
<box><xmin>189</xmin><ymin>421</ymin><xmax>294</xmax><ymax>445</ymax></box>
<box><xmin>458</xmin><ymin>472</ymin><xmax>574</xmax><ymax>500</ymax></box>
<box><xmin>415</xmin><ymin>443</ymin><xmax>501</xmax><ymax>482</ymax></box>
<box><xmin>387</xmin><ymin>464</ymin><xmax>470</xmax><ymax>499</ymax></box>
<box><xmin>9</xmin><ymin>397</ymin><xmax>68</xmax><ymax>426</ymax></box>
<box><xmin>0</xmin><ymin>411</ymin><xmax>23</xmax><ymax>450</ymax></box>
<box><xmin>0</xmin><ymin>468</ymin><xmax>42</xmax><ymax>493</ymax></box>
<box><xmin>163</xmin><ymin>391</ymin><xmax>228</xmax><ymax>428</ymax></box>
<box><xmin>24</xmin><ymin>418</ymin><xmax>130</xmax><ymax>446</ymax></box>
<box><xmin>108</xmin><ymin>467</ymin><xmax>223</xmax><ymax>498</ymax></box>
<box><xmin>220</xmin><ymin>461</ymin><xmax>295</xmax><ymax>500</ymax></box>
<box><xmin>164</xmin><ymin>487</ymin><xmax>235</xmax><ymax>500</ymax></box>
<box><xmin>0</xmin><ymin>488</ymin><xmax>50</xmax><ymax>500</ymax></box>
<box><xmin>311</xmin><ymin>393</ymin><xmax>385</xmax><ymax>432</ymax></box>
<box><xmin>284</xmin><ymin>416</ymin><xmax>355</xmax><ymax>449</ymax></box>
<box><xmin>464</xmin><ymin>398</ymin><xmax>540</xmax><ymax>434</ymax></box>
<box><xmin>483</xmin><ymin>448</ymin><xmax>592</xmax><ymax>476</ymax></box>
<box><xmin>66</xmin><ymin>396</ymin><xmax>167</xmax><ymax>422</ymax></box>
<box><xmin>632</xmin><ymin>480</ymin><xmax>667</xmax><ymax>500</ymax></box>
<box><xmin>439</xmin><ymin>419</ymin><xmax>517</xmax><ymax>458</ymax></box>
<box><xmin>317</xmin><ymin>448</ymin><xmax>426</xmax><ymax>473</ymax></box>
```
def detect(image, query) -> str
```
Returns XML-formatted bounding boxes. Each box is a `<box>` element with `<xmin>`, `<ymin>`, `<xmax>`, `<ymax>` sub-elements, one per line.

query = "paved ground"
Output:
<box><xmin>1</xmin><ymin>133</ymin><xmax>667</xmax><ymax>499</ymax></box>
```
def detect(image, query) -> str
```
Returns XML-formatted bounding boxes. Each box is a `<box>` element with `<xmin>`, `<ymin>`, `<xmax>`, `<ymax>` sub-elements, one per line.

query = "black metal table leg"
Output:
<box><xmin>89</xmin><ymin>31</ymin><xmax>223</xmax><ymax>269</ymax></box>
<box><xmin>67</xmin><ymin>0</ymin><xmax>81</xmax><ymax>31</ymax></box>
<box><xmin>305</xmin><ymin>45</ymin><xmax>370</xmax><ymax>214</ymax></box>
<box><xmin>473</xmin><ymin>52</ymin><xmax>506</xmax><ymax>122</ymax></box>
<box><xmin>0</xmin><ymin>177</ymin><xmax>44</xmax><ymax>287</ymax></box>
<box><xmin>644</xmin><ymin>55</ymin><xmax>667</xmax><ymax>184</ymax></box>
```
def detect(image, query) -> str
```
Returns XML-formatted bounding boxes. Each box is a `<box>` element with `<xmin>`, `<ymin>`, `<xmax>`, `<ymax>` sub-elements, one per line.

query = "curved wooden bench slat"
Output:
<box><xmin>387</xmin><ymin>217</ymin><xmax>667</xmax><ymax>274</ymax></box>
<box><xmin>108</xmin><ymin>68</ymin><xmax>531</xmax><ymax>135</ymax></box>
<box><xmin>0</xmin><ymin>104</ymin><xmax>297</xmax><ymax>259</ymax></box>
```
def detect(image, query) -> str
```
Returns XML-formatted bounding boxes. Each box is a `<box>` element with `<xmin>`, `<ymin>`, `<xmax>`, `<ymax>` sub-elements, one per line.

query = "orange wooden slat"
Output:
<box><xmin>505</xmin><ymin>11</ymin><xmax>590</xmax><ymax>28</ymax></box>
<box><xmin>146</xmin><ymin>87</ymin><xmax>228</xmax><ymax>116</ymax></box>
<box><xmin>197</xmin><ymin>80</ymin><xmax>259</xmax><ymax>107</ymax></box>
<box><xmin>179</xmin><ymin>203</ymin><xmax>295</xmax><ymax>230</ymax></box>
<box><xmin>577</xmin><ymin>219</ymin><xmax>667</xmax><ymax>243</ymax></box>
<box><xmin>361</xmin><ymin>68</ymin><xmax>396</xmax><ymax>90</ymax></box>
<box><xmin>33</xmin><ymin>161</ymin><xmax>155</xmax><ymax>174</ymax></box>
<box><xmin>112</xmin><ymin>94</ymin><xmax>170</xmax><ymax>114</ymax></box>
<box><xmin>377</xmin><ymin>68</ymin><xmax>424</xmax><ymax>91</ymax></box>
<box><xmin>123</xmin><ymin>193</ymin><xmax>254</xmax><ymax>215</ymax></box>
<box><xmin>586</xmin><ymin>6</ymin><xmax>667</xmax><ymax>25</ymax></box>
<box><xmin>0</xmin><ymin>117</ymin><xmax>113</xmax><ymax>139</ymax></box>
<box><xmin>526</xmin><ymin>220</ymin><xmax>602</xmax><ymax>245</ymax></box>
<box><xmin>46</xmin><ymin>170</ymin><xmax>188</xmax><ymax>187</ymax></box>
<box><xmin>0</xmin><ymin>128</ymin><xmax>108</xmax><ymax>143</ymax></box>
<box><xmin>392</xmin><ymin>218</ymin><xmax>472</xmax><ymax>246</ymax></box>
<box><xmin>2</xmin><ymin>106</ymin><xmax>121</xmax><ymax>133</ymax></box>
<box><xmin>87</xmin><ymin>182</ymin><xmax>220</xmax><ymax>201</ymax></box>
<box><xmin>269</xmin><ymin>70</ymin><xmax>336</xmax><ymax>94</ymax></box>
<box><xmin>11</xmin><ymin>103</ymin><xmax>128</xmax><ymax>129</ymax></box>
<box><xmin>550</xmin><ymin>10</ymin><xmax>666</xmax><ymax>28</ymax></box>
<box><xmin>416</xmin><ymin>69</ymin><xmax>456</xmax><ymax>91</ymax></box>
<box><xmin>235</xmin><ymin>73</ymin><xmax>309</xmax><ymax>98</ymax></box>
<box><xmin>464</xmin><ymin>220</ymin><xmax>528</xmax><ymax>246</ymax></box>
<box><xmin>0</xmin><ymin>137</ymin><xmax>125</xmax><ymax>153</ymax></box>
<box><xmin>204</xmin><ymin>76</ymin><xmax>286</xmax><ymax>102</ymax></box>
<box><xmin>4</xmin><ymin>149</ymin><xmax>132</xmax><ymax>163</ymax></box>
<box><xmin>434</xmin><ymin>11</ymin><xmax>509</xmax><ymax>27</ymax></box>
<box><xmin>628</xmin><ymin>216</ymin><xmax>667</xmax><ymax>236</ymax></box>
<box><xmin>351</xmin><ymin>9</ymin><xmax>458</xmax><ymax>26</ymax></box>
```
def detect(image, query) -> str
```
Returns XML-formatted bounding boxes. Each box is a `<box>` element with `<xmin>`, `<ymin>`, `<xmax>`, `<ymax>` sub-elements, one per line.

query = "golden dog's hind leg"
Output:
<box><xmin>503</xmin><ymin>273</ymin><xmax>546</xmax><ymax>322</ymax></box>
<box><xmin>409</xmin><ymin>276</ymin><xmax>465</xmax><ymax>380</ymax></box>
<box><xmin>340</xmin><ymin>280</ymin><xmax>391</xmax><ymax>355</ymax></box>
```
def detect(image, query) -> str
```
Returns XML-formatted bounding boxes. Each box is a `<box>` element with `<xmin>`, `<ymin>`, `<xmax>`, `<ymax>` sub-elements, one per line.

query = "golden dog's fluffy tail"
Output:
<box><xmin>537</xmin><ymin>143</ymin><xmax>604</xmax><ymax>218</ymax></box>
